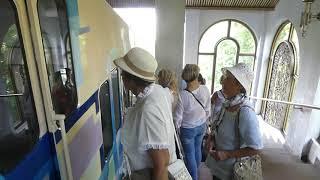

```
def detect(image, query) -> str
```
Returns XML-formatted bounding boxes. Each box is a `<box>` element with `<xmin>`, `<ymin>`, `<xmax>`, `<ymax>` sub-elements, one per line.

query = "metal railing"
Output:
<box><xmin>0</xmin><ymin>93</ymin><xmax>24</xmax><ymax>97</ymax></box>
<box><xmin>249</xmin><ymin>96</ymin><xmax>320</xmax><ymax>111</ymax></box>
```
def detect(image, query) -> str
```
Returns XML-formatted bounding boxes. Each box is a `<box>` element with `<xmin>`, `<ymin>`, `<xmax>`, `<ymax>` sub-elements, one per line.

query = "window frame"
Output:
<box><xmin>197</xmin><ymin>19</ymin><xmax>257</xmax><ymax>93</ymax></box>
<box><xmin>98</xmin><ymin>79</ymin><xmax>114</xmax><ymax>160</ymax></box>
<box><xmin>261</xmin><ymin>21</ymin><xmax>299</xmax><ymax>132</ymax></box>
<box><xmin>110</xmin><ymin>68</ymin><xmax>123</xmax><ymax>132</ymax></box>
<box><xmin>0</xmin><ymin>0</ymin><xmax>40</xmax><ymax>173</ymax></box>
<box><xmin>37</xmin><ymin>0</ymin><xmax>78</xmax><ymax>117</ymax></box>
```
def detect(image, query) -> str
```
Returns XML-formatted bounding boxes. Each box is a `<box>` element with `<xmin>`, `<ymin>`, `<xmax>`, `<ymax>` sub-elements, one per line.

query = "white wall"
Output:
<box><xmin>184</xmin><ymin>0</ymin><xmax>320</xmax><ymax>155</ymax></box>
<box><xmin>185</xmin><ymin>9</ymin><xmax>267</xmax><ymax>107</ymax></box>
<box><xmin>263</xmin><ymin>0</ymin><xmax>320</xmax><ymax>155</ymax></box>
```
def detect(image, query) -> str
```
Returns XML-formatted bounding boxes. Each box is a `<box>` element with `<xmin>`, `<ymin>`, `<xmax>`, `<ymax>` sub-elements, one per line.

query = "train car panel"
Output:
<box><xmin>1</xmin><ymin>0</ymin><xmax>130</xmax><ymax>179</ymax></box>
<box><xmin>81</xmin><ymin>149</ymin><xmax>102</xmax><ymax>180</ymax></box>
<box><xmin>12</xmin><ymin>0</ymin><xmax>48</xmax><ymax>137</ymax></box>
<box><xmin>75</xmin><ymin>0</ymin><xmax>130</xmax><ymax>105</ymax></box>
<box><xmin>55</xmin><ymin>105</ymin><xmax>102</xmax><ymax>180</ymax></box>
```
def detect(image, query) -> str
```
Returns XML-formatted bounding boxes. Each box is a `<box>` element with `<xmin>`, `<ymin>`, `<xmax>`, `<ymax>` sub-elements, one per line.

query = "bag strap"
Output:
<box><xmin>163</xmin><ymin>94</ymin><xmax>184</xmax><ymax>161</ymax></box>
<box><xmin>185</xmin><ymin>89</ymin><xmax>205</xmax><ymax>110</ymax></box>
<box><xmin>173</xmin><ymin>125</ymin><xmax>184</xmax><ymax>160</ymax></box>
<box><xmin>235</xmin><ymin>105</ymin><xmax>255</xmax><ymax>149</ymax></box>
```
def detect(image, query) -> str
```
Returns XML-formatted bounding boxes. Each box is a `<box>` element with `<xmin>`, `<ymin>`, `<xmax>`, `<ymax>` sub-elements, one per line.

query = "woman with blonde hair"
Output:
<box><xmin>157</xmin><ymin>69</ymin><xmax>179</xmax><ymax>110</ymax></box>
<box><xmin>174</xmin><ymin>64</ymin><xmax>211</xmax><ymax>180</ymax></box>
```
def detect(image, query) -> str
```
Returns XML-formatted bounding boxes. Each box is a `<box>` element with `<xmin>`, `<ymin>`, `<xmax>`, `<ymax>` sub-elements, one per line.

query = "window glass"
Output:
<box><xmin>99</xmin><ymin>80</ymin><xmax>113</xmax><ymax>158</ymax></box>
<box><xmin>199</xmin><ymin>21</ymin><xmax>228</xmax><ymax>53</ymax></box>
<box><xmin>198</xmin><ymin>20</ymin><xmax>256</xmax><ymax>95</ymax></box>
<box><xmin>238</xmin><ymin>56</ymin><xmax>255</xmax><ymax>71</ymax></box>
<box><xmin>198</xmin><ymin>55</ymin><xmax>214</xmax><ymax>93</ymax></box>
<box><xmin>111</xmin><ymin>69</ymin><xmax>121</xmax><ymax>131</ymax></box>
<box><xmin>214</xmin><ymin>40</ymin><xmax>237</xmax><ymax>92</ymax></box>
<box><xmin>123</xmin><ymin>89</ymin><xmax>131</xmax><ymax>108</ymax></box>
<box><xmin>230</xmin><ymin>21</ymin><xmax>255</xmax><ymax>54</ymax></box>
<box><xmin>0</xmin><ymin>0</ymin><xmax>39</xmax><ymax>173</ymax></box>
<box><xmin>38</xmin><ymin>0</ymin><xmax>77</xmax><ymax>116</ymax></box>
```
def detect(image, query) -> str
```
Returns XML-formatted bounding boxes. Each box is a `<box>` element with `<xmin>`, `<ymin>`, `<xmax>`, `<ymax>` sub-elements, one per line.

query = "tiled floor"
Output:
<box><xmin>198</xmin><ymin>116</ymin><xmax>320</xmax><ymax>180</ymax></box>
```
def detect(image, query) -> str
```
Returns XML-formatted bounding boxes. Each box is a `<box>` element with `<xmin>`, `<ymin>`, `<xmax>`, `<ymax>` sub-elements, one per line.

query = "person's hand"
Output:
<box><xmin>209</xmin><ymin>150</ymin><xmax>230</xmax><ymax>161</ymax></box>
<box><xmin>176</xmin><ymin>128</ymin><xmax>180</xmax><ymax>135</ymax></box>
<box><xmin>205</xmin><ymin>135</ymin><xmax>214</xmax><ymax>152</ymax></box>
<box><xmin>211</xmin><ymin>92</ymin><xmax>218</xmax><ymax>104</ymax></box>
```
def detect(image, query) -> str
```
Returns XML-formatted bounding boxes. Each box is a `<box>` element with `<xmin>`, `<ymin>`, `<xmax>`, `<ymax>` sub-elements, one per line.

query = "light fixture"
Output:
<box><xmin>300</xmin><ymin>0</ymin><xmax>320</xmax><ymax>37</ymax></box>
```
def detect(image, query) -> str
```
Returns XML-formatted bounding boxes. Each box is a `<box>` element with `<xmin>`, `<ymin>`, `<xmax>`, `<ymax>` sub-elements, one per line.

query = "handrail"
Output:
<box><xmin>0</xmin><ymin>93</ymin><xmax>24</xmax><ymax>97</ymax></box>
<box><xmin>249</xmin><ymin>96</ymin><xmax>320</xmax><ymax>111</ymax></box>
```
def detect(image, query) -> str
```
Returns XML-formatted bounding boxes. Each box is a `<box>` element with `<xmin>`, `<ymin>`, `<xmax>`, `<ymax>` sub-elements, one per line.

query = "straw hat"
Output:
<box><xmin>114</xmin><ymin>47</ymin><xmax>157</xmax><ymax>82</ymax></box>
<box><xmin>222</xmin><ymin>63</ymin><xmax>254</xmax><ymax>94</ymax></box>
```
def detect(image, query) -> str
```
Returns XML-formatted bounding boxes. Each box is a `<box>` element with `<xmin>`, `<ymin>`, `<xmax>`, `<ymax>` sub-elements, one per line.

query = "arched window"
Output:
<box><xmin>262</xmin><ymin>21</ymin><xmax>299</xmax><ymax>132</ymax></box>
<box><xmin>198</xmin><ymin>19</ymin><xmax>257</xmax><ymax>94</ymax></box>
<box><xmin>0</xmin><ymin>0</ymin><xmax>39</xmax><ymax>173</ymax></box>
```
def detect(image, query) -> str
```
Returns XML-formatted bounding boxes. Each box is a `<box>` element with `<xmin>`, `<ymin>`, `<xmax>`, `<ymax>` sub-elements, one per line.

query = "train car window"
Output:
<box><xmin>99</xmin><ymin>80</ymin><xmax>113</xmax><ymax>158</ymax></box>
<box><xmin>38</xmin><ymin>0</ymin><xmax>77</xmax><ymax>117</ymax></box>
<box><xmin>119</xmin><ymin>74</ymin><xmax>133</xmax><ymax>108</ymax></box>
<box><xmin>111</xmin><ymin>68</ymin><xmax>121</xmax><ymax>131</ymax></box>
<box><xmin>0</xmin><ymin>0</ymin><xmax>39</xmax><ymax>173</ymax></box>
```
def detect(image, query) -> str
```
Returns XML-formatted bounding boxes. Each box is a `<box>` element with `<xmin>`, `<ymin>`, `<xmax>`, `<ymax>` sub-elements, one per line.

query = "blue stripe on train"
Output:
<box><xmin>54</xmin><ymin>91</ymin><xmax>99</xmax><ymax>142</ymax></box>
<box><xmin>2</xmin><ymin>91</ymin><xmax>100</xmax><ymax>179</ymax></box>
<box><xmin>3</xmin><ymin>133</ymin><xmax>58</xmax><ymax>180</ymax></box>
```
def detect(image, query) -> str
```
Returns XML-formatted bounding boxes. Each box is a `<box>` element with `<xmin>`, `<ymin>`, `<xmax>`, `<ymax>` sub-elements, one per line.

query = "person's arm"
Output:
<box><xmin>211</xmin><ymin>91</ymin><xmax>218</xmax><ymax>104</ymax></box>
<box><xmin>210</xmin><ymin>106</ymin><xmax>262</xmax><ymax>161</ymax></box>
<box><xmin>148</xmin><ymin>149</ymin><xmax>170</xmax><ymax>180</ymax></box>
<box><xmin>173</xmin><ymin>93</ymin><xmax>183</xmax><ymax>129</ymax></box>
<box><xmin>209</xmin><ymin>147</ymin><xmax>260</xmax><ymax>161</ymax></box>
<box><xmin>203</xmin><ymin>86</ymin><xmax>211</xmax><ymax>119</ymax></box>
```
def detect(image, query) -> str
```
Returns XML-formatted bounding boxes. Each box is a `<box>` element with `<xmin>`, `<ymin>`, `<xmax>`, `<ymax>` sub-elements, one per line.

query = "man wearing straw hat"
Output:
<box><xmin>114</xmin><ymin>47</ymin><xmax>177</xmax><ymax>180</ymax></box>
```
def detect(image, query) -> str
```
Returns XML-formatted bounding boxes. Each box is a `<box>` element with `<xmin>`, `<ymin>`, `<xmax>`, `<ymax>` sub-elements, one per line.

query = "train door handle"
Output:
<box><xmin>48</xmin><ymin>112</ymin><xmax>66</xmax><ymax>132</ymax></box>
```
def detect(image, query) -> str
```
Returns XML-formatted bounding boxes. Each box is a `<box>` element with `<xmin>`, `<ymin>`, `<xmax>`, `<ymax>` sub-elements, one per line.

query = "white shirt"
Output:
<box><xmin>174</xmin><ymin>85</ymin><xmax>211</xmax><ymax>129</ymax></box>
<box><xmin>121</xmin><ymin>84</ymin><xmax>177</xmax><ymax>171</ymax></box>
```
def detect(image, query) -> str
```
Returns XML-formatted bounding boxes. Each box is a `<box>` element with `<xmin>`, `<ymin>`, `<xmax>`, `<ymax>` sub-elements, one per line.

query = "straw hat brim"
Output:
<box><xmin>114</xmin><ymin>57</ymin><xmax>157</xmax><ymax>82</ymax></box>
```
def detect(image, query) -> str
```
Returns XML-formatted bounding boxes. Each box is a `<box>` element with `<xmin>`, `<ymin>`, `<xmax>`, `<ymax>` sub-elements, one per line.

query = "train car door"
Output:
<box><xmin>0</xmin><ymin>0</ymin><xmax>59</xmax><ymax>179</ymax></box>
<box><xmin>22</xmin><ymin>0</ymin><xmax>82</xmax><ymax>179</ymax></box>
<box><xmin>25</xmin><ymin>0</ymin><xmax>117</xmax><ymax>179</ymax></box>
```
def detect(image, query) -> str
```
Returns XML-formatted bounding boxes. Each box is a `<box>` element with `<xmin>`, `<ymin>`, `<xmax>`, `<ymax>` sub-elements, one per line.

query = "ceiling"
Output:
<box><xmin>106</xmin><ymin>0</ymin><xmax>280</xmax><ymax>10</ymax></box>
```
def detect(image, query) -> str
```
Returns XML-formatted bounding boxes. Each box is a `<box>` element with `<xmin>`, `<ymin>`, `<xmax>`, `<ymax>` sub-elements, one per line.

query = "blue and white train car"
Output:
<box><xmin>0</xmin><ymin>0</ymin><xmax>130</xmax><ymax>179</ymax></box>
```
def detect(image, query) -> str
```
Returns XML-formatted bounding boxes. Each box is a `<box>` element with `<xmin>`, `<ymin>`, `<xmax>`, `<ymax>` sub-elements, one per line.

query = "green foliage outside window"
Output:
<box><xmin>231</xmin><ymin>21</ymin><xmax>255</xmax><ymax>54</ymax></box>
<box><xmin>0</xmin><ymin>24</ymin><xmax>20</xmax><ymax>124</ymax></box>
<box><xmin>198</xmin><ymin>20</ymin><xmax>256</xmax><ymax>93</ymax></box>
<box><xmin>214</xmin><ymin>40</ymin><xmax>237</xmax><ymax>92</ymax></box>
<box><xmin>1</xmin><ymin>25</ymin><xmax>18</xmax><ymax>92</ymax></box>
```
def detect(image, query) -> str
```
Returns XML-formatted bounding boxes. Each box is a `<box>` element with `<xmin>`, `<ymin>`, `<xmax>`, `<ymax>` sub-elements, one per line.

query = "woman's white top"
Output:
<box><xmin>174</xmin><ymin>85</ymin><xmax>211</xmax><ymax>129</ymax></box>
<box><xmin>121</xmin><ymin>84</ymin><xmax>177</xmax><ymax>171</ymax></box>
